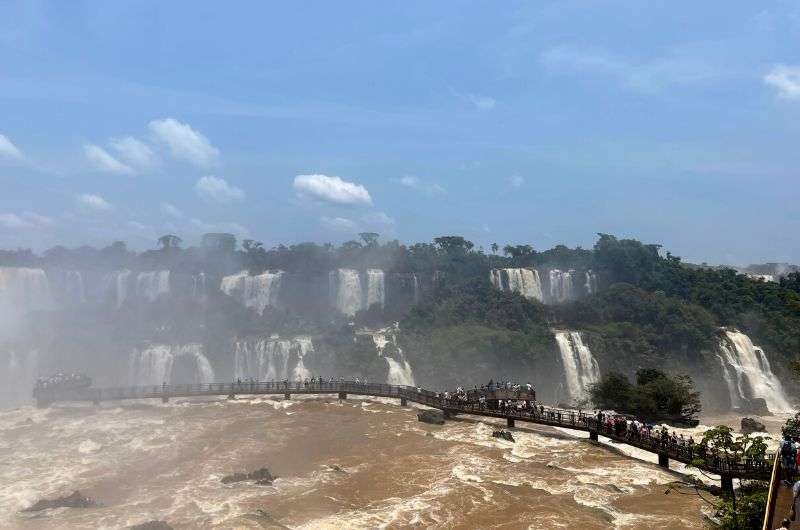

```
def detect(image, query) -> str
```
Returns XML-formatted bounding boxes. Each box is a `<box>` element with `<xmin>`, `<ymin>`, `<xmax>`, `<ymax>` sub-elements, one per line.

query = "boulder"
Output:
<box><xmin>129</xmin><ymin>522</ymin><xmax>174</xmax><ymax>530</ymax></box>
<box><xmin>417</xmin><ymin>409</ymin><xmax>445</xmax><ymax>425</ymax></box>
<box><xmin>741</xmin><ymin>417</ymin><xmax>767</xmax><ymax>434</ymax></box>
<box><xmin>738</xmin><ymin>398</ymin><xmax>772</xmax><ymax>417</ymax></box>
<box><xmin>22</xmin><ymin>491</ymin><xmax>96</xmax><ymax>512</ymax></box>
<box><xmin>492</xmin><ymin>430</ymin><xmax>515</xmax><ymax>442</ymax></box>
<box><xmin>221</xmin><ymin>467</ymin><xmax>275</xmax><ymax>485</ymax></box>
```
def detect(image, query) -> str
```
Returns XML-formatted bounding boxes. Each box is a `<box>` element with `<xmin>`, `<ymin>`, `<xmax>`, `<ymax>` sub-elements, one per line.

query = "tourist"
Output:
<box><xmin>781</xmin><ymin>435</ymin><xmax>797</xmax><ymax>485</ymax></box>
<box><xmin>775</xmin><ymin>518</ymin><xmax>791</xmax><ymax>529</ymax></box>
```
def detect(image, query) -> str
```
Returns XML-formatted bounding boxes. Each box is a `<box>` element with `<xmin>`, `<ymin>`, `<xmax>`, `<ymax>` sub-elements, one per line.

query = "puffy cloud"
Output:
<box><xmin>509</xmin><ymin>175</ymin><xmax>524</xmax><ymax>187</ymax></box>
<box><xmin>84</xmin><ymin>144</ymin><xmax>134</xmax><ymax>175</ymax></box>
<box><xmin>194</xmin><ymin>176</ymin><xmax>245</xmax><ymax>205</ymax></box>
<box><xmin>76</xmin><ymin>193</ymin><xmax>113</xmax><ymax>212</ymax></box>
<box><xmin>764</xmin><ymin>64</ymin><xmax>800</xmax><ymax>99</ymax></box>
<box><xmin>160</xmin><ymin>202</ymin><xmax>183</xmax><ymax>218</ymax></box>
<box><xmin>393</xmin><ymin>175</ymin><xmax>445</xmax><ymax>195</ymax></box>
<box><xmin>320</xmin><ymin>216</ymin><xmax>357</xmax><ymax>232</ymax></box>
<box><xmin>0</xmin><ymin>212</ymin><xmax>52</xmax><ymax>229</ymax></box>
<box><xmin>0</xmin><ymin>134</ymin><xmax>23</xmax><ymax>160</ymax></box>
<box><xmin>110</xmin><ymin>136</ymin><xmax>156</xmax><ymax>169</ymax></box>
<box><xmin>293</xmin><ymin>174</ymin><xmax>372</xmax><ymax>206</ymax></box>
<box><xmin>149</xmin><ymin>118</ymin><xmax>219</xmax><ymax>168</ymax></box>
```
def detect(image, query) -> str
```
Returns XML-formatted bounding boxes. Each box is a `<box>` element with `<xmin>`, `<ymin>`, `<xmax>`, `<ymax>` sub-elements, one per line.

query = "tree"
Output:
<box><xmin>434</xmin><ymin>236</ymin><xmax>474</xmax><ymax>254</ymax></box>
<box><xmin>157</xmin><ymin>234</ymin><xmax>182</xmax><ymax>251</ymax></box>
<box><xmin>503</xmin><ymin>244</ymin><xmax>535</xmax><ymax>262</ymax></box>
<box><xmin>202</xmin><ymin>233</ymin><xmax>237</xmax><ymax>253</ymax></box>
<box><xmin>491</xmin><ymin>243</ymin><xmax>499</xmax><ymax>254</ymax></box>
<box><xmin>242</xmin><ymin>239</ymin><xmax>263</xmax><ymax>252</ymax></box>
<box><xmin>358</xmin><ymin>232</ymin><xmax>380</xmax><ymax>247</ymax></box>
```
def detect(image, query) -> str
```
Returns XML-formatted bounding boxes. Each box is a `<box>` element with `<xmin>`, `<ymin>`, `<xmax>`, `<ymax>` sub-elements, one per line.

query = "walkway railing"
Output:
<box><xmin>34</xmin><ymin>380</ymin><xmax>774</xmax><ymax>481</ymax></box>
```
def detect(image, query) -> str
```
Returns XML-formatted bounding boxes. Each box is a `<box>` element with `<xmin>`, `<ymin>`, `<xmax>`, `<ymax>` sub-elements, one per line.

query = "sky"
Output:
<box><xmin>1</xmin><ymin>1</ymin><xmax>800</xmax><ymax>266</ymax></box>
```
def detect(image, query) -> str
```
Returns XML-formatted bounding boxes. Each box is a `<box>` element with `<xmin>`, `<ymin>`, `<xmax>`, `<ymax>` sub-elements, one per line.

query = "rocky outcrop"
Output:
<box><xmin>417</xmin><ymin>409</ymin><xmax>445</xmax><ymax>425</ymax></box>
<box><xmin>741</xmin><ymin>417</ymin><xmax>767</xmax><ymax>434</ymax></box>
<box><xmin>492</xmin><ymin>430</ymin><xmax>515</xmax><ymax>442</ymax></box>
<box><xmin>129</xmin><ymin>522</ymin><xmax>174</xmax><ymax>530</ymax></box>
<box><xmin>221</xmin><ymin>467</ymin><xmax>275</xmax><ymax>485</ymax></box>
<box><xmin>22</xmin><ymin>491</ymin><xmax>96</xmax><ymax>512</ymax></box>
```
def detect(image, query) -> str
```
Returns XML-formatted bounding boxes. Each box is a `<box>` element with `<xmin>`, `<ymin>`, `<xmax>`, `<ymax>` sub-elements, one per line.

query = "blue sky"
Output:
<box><xmin>1</xmin><ymin>1</ymin><xmax>800</xmax><ymax>265</ymax></box>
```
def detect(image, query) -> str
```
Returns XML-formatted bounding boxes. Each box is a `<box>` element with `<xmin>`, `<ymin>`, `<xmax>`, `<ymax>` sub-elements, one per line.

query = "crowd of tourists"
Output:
<box><xmin>34</xmin><ymin>372</ymin><xmax>92</xmax><ymax>391</ymax></box>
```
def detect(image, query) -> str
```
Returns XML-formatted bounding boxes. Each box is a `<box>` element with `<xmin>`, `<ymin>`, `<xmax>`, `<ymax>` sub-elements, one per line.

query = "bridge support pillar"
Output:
<box><xmin>589</xmin><ymin>431</ymin><xmax>598</xmax><ymax>442</ymax></box>
<box><xmin>161</xmin><ymin>395</ymin><xmax>169</xmax><ymax>403</ymax></box>
<box><xmin>227</xmin><ymin>394</ymin><xmax>236</xmax><ymax>400</ymax></box>
<box><xmin>284</xmin><ymin>393</ymin><xmax>291</xmax><ymax>400</ymax></box>
<box><xmin>338</xmin><ymin>392</ymin><xmax>347</xmax><ymax>400</ymax></box>
<box><xmin>400</xmin><ymin>398</ymin><xmax>407</xmax><ymax>407</ymax></box>
<box><xmin>507</xmin><ymin>418</ymin><xmax>515</xmax><ymax>428</ymax></box>
<box><xmin>720</xmin><ymin>475</ymin><xmax>733</xmax><ymax>493</ymax></box>
<box><xmin>658</xmin><ymin>453</ymin><xmax>669</xmax><ymax>469</ymax></box>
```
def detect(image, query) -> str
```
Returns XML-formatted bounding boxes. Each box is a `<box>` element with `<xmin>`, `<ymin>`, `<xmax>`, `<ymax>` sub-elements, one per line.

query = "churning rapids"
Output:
<box><xmin>0</xmin><ymin>395</ymin><xmax>713</xmax><ymax>530</ymax></box>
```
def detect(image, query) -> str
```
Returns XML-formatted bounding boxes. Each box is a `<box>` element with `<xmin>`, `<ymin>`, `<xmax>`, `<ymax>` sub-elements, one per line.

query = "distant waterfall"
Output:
<box><xmin>110</xmin><ymin>270</ymin><xmax>131</xmax><ymax>308</ymax></box>
<box><xmin>548</xmin><ymin>270</ymin><xmax>574</xmax><ymax>303</ymax></box>
<box><xmin>129</xmin><ymin>343</ymin><xmax>214</xmax><ymax>385</ymax></box>
<box><xmin>489</xmin><ymin>268</ymin><xmax>544</xmax><ymax>302</ymax></box>
<box><xmin>65</xmin><ymin>271</ymin><xmax>85</xmax><ymax>303</ymax></box>
<box><xmin>136</xmin><ymin>271</ymin><xmax>170</xmax><ymax>303</ymax></box>
<box><xmin>220</xmin><ymin>271</ymin><xmax>283</xmax><ymax>314</ymax></box>
<box><xmin>371</xmin><ymin>324</ymin><xmax>415</xmax><ymax>386</ymax></box>
<box><xmin>0</xmin><ymin>267</ymin><xmax>52</xmax><ymax>315</ymax></box>
<box><xmin>366</xmin><ymin>269</ymin><xmax>385</xmax><ymax>309</ymax></box>
<box><xmin>716</xmin><ymin>330</ymin><xmax>791</xmax><ymax>413</ymax></box>
<box><xmin>584</xmin><ymin>270</ymin><xmax>597</xmax><ymax>296</ymax></box>
<box><xmin>234</xmin><ymin>337</ymin><xmax>313</xmax><ymax>382</ymax></box>
<box><xmin>554</xmin><ymin>331</ymin><xmax>600</xmax><ymax>403</ymax></box>
<box><xmin>412</xmin><ymin>273</ymin><xmax>420</xmax><ymax>304</ymax></box>
<box><xmin>192</xmin><ymin>273</ymin><xmax>207</xmax><ymax>299</ymax></box>
<box><xmin>330</xmin><ymin>269</ymin><xmax>364</xmax><ymax>316</ymax></box>
<box><xmin>0</xmin><ymin>349</ymin><xmax>39</xmax><ymax>405</ymax></box>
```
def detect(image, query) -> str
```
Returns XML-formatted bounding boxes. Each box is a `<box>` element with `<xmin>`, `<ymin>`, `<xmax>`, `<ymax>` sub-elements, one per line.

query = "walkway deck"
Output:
<box><xmin>35</xmin><ymin>380</ymin><xmax>774</xmax><ymax>488</ymax></box>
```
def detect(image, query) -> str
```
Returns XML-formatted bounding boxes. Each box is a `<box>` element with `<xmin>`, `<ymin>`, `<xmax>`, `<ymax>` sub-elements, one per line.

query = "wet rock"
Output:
<box><xmin>741</xmin><ymin>417</ymin><xmax>767</xmax><ymax>434</ymax></box>
<box><xmin>326</xmin><ymin>464</ymin><xmax>347</xmax><ymax>474</ymax></box>
<box><xmin>22</xmin><ymin>490</ymin><xmax>96</xmax><ymax>512</ymax></box>
<box><xmin>492</xmin><ymin>430</ymin><xmax>515</xmax><ymax>442</ymax></box>
<box><xmin>417</xmin><ymin>409</ymin><xmax>445</xmax><ymax>425</ymax></box>
<box><xmin>221</xmin><ymin>467</ymin><xmax>275</xmax><ymax>485</ymax></box>
<box><xmin>738</xmin><ymin>398</ymin><xmax>771</xmax><ymax>416</ymax></box>
<box><xmin>129</xmin><ymin>522</ymin><xmax>174</xmax><ymax>530</ymax></box>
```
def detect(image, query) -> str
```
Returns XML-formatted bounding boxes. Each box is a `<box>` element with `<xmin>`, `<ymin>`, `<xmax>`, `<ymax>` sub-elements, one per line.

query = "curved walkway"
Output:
<box><xmin>35</xmin><ymin>380</ymin><xmax>773</xmax><ymax>489</ymax></box>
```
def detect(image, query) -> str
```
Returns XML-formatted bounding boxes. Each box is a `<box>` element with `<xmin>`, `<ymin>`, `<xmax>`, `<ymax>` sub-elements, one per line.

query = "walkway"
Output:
<box><xmin>35</xmin><ymin>380</ymin><xmax>774</xmax><ymax>489</ymax></box>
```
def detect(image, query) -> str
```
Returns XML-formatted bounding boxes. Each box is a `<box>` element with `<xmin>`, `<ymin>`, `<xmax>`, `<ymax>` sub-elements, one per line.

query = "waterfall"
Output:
<box><xmin>0</xmin><ymin>267</ymin><xmax>52</xmax><ymax>315</ymax></box>
<box><xmin>136</xmin><ymin>271</ymin><xmax>170</xmax><ymax>303</ymax></box>
<box><xmin>366</xmin><ymin>269</ymin><xmax>385</xmax><ymax>309</ymax></box>
<box><xmin>129</xmin><ymin>343</ymin><xmax>215</xmax><ymax>385</ymax></box>
<box><xmin>65</xmin><ymin>271</ymin><xmax>85</xmax><ymax>303</ymax></box>
<box><xmin>584</xmin><ymin>270</ymin><xmax>597</xmax><ymax>296</ymax></box>
<box><xmin>105</xmin><ymin>270</ymin><xmax>132</xmax><ymax>308</ymax></box>
<box><xmin>716</xmin><ymin>330</ymin><xmax>791</xmax><ymax>413</ymax></box>
<box><xmin>412</xmin><ymin>273</ymin><xmax>420</xmax><ymax>304</ymax></box>
<box><xmin>371</xmin><ymin>324</ymin><xmax>416</xmax><ymax>386</ymax></box>
<box><xmin>489</xmin><ymin>268</ymin><xmax>544</xmax><ymax>302</ymax></box>
<box><xmin>330</xmin><ymin>269</ymin><xmax>363</xmax><ymax>316</ymax></box>
<box><xmin>0</xmin><ymin>349</ymin><xmax>39</xmax><ymax>405</ymax></box>
<box><xmin>192</xmin><ymin>273</ymin><xmax>207</xmax><ymax>299</ymax></box>
<box><xmin>548</xmin><ymin>269</ymin><xmax>574</xmax><ymax>303</ymax></box>
<box><xmin>221</xmin><ymin>271</ymin><xmax>283</xmax><ymax>314</ymax></box>
<box><xmin>554</xmin><ymin>330</ymin><xmax>600</xmax><ymax>403</ymax></box>
<box><xmin>234</xmin><ymin>337</ymin><xmax>312</xmax><ymax>381</ymax></box>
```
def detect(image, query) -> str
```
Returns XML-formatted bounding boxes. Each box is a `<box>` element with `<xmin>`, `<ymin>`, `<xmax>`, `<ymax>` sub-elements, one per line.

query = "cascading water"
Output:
<box><xmin>0</xmin><ymin>349</ymin><xmax>39</xmax><ymax>405</ymax></box>
<box><xmin>220</xmin><ymin>271</ymin><xmax>283</xmax><ymax>314</ymax></box>
<box><xmin>65</xmin><ymin>271</ymin><xmax>85</xmax><ymax>303</ymax></box>
<box><xmin>129</xmin><ymin>343</ymin><xmax>214</xmax><ymax>385</ymax></box>
<box><xmin>106</xmin><ymin>270</ymin><xmax>132</xmax><ymax>308</ymax></box>
<box><xmin>136</xmin><ymin>271</ymin><xmax>170</xmax><ymax>303</ymax></box>
<box><xmin>192</xmin><ymin>273</ymin><xmax>207</xmax><ymax>299</ymax></box>
<box><xmin>548</xmin><ymin>269</ymin><xmax>574</xmax><ymax>303</ymax></box>
<box><xmin>330</xmin><ymin>269</ymin><xmax>363</xmax><ymax>316</ymax></box>
<box><xmin>234</xmin><ymin>337</ymin><xmax>313</xmax><ymax>381</ymax></box>
<box><xmin>716</xmin><ymin>330</ymin><xmax>792</xmax><ymax>413</ymax></box>
<box><xmin>0</xmin><ymin>267</ymin><xmax>52</xmax><ymax>315</ymax></box>
<box><xmin>366</xmin><ymin>269</ymin><xmax>385</xmax><ymax>310</ymax></box>
<box><xmin>584</xmin><ymin>270</ymin><xmax>597</xmax><ymax>296</ymax></box>
<box><xmin>371</xmin><ymin>324</ymin><xmax>415</xmax><ymax>386</ymax></box>
<box><xmin>412</xmin><ymin>273</ymin><xmax>420</xmax><ymax>304</ymax></box>
<box><xmin>489</xmin><ymin>268</ymin><xmax>544</xmax><ymax>302</ymax></box>
<box><xmin>554</xmin><ymin>330</ymin><xmax>600</xmax><ymax>403</ymax></box>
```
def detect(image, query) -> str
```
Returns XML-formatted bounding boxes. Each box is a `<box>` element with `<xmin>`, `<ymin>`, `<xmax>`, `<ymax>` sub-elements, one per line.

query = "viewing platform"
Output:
<box><xmin>34</xmin><ymin>380</ymin><xmax>774</xmax><ymax>490</ymax></box>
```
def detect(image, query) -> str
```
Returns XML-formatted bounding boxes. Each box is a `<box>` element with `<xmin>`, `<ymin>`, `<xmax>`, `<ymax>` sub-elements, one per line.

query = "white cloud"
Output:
<box><xmin>539</xmin><ymin>44</ymin><xmax>719</xmax><ymax>93</ymax></box>
<box><xmin>189</xmin><ymin>218</ymin><xmax>249</xmax><ymax>237</ymax></box>
<box><xmin>0</xmin><ymin>134</ymin><xmax>23</xmax><ymax>160</ymax></box>
<box><xmin>320</xmin><ymin>216</ymin><xmax>357</xmax><ymax>232</ymax></box>
<box><xmin>0</xmin><ymin>213</ymin><xmax>26</xmax><ymax>228</ymax></box>
<box><xmin>149</xmin><ymin>118</ymin><xmax>219</xmax><ymax>168</ymax></box>
<box><xmin>76</xmin><ymin>193</ymin><xmax>113</xmax><ymax>212</ymax></box>
<box><xmin>467</xmin><ymin>94</ymin><xmax>496</xmax><ymax>110</ymax></box>
<box><xmin>84</xmin><ymin>144</ymin><xmax>134</xmax><ymax>175</ymax></box>
<box><xmin>110</xmin><ymin>136</ymin><xmax>156</xmax><ymax>169</ymax></box>
<box><xmin>0</xmin><ymin>212</ymin><xmax>50</xmax><ymax>229</ymax></box>
<box><xmin>194</xmin><ymin>176</ymin><xmax>245</xmax><ymax>205</ymax></box>
<box><xmin>160</xmin><ymin>202</ymin><xmax>183</xmax><ymax>218</ymax></box>
<box><xmin>510</xmin><ymin>175</ymin><xmax>524</xmax><ymax>188</ymax></box>
<box><xmin>393</xmin><ymin>175</ymin><xmax>445</xmax><ymax>195</ymax></box>
<box><xmin>764</xmin><ymin>64</ymin><xmax>800</xmax><ymax>99</ymax></box>
<box><xmin>293</xmin><ymin>174</ymin><xmax>372</xmax><ymax>206</ymax></box>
